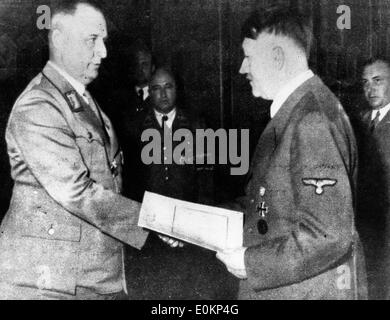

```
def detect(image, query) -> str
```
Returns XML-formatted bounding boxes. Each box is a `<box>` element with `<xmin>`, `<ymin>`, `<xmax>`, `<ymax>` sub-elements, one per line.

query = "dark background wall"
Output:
<box><xmin>0</xmin><ymin>0</ymin><xmax>388</xmax><ymax>219</ymax></box>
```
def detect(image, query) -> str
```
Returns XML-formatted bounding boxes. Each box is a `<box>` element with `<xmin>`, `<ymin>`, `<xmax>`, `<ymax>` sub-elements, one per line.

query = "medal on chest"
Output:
<box><xmin>256</xmin><ymin>187</ymin><xmax>268</xmax><ymax>235</ymax></box>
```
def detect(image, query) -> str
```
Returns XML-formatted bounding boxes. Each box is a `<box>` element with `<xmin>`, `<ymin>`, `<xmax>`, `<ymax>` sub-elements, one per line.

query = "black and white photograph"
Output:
<box><xmin>0</xmin><ymin>0</ymin><xmax>388</xmax><ymax>303</ymax></box>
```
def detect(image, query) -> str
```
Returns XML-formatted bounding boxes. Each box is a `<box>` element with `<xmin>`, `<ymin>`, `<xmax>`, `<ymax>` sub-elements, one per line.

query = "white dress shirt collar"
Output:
<box><xmin>135</xmin><ymin>85</ymin><xmax>149</xmax><ymax>101</ymax></box>
<box><xmin>270</xmin><ymin>69</ymin><xmax>314</xmax><ymax>119</ymax></box>
<box><xmin>48</xmin><ymin>61</ymin><xmax>87</xmax><ymax>102</ymax></box>
<box><xmin>371</xmin><ymin>103</ymin><xmax>390</xmax><ymax>122</ymax></box>
<box><xmin>154</xmin><ymin>108</ymin><xmax>176</xmax><ymax>129</ymax></box>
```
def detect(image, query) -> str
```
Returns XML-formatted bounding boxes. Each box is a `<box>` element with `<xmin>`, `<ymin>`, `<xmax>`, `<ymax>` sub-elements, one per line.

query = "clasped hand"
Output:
<box><xmin>158</xmin><ymin>234</ymin><xmax>184</xmax><ymax>248</ymax></box>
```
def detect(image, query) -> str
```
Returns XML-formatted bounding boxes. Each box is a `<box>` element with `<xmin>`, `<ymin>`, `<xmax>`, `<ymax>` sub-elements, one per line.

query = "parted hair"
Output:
<box><xmin>50</xmin><ymin>0</ymin><xmax>103</xmax><ymax>19</ymax></box>
<box><xmin>361</xmin><ymin>56</ymin><xmax>390</xmax><ymax>74</ymax></box>
<box><xmin>48</xmin><ymin>0</ymin><xmax>104</xmax><ymax>50</ymax></box>
<box><xmin>241</xmin><ymin>5</ymin><xmax>313</xmax><ymax>57</ymax></box>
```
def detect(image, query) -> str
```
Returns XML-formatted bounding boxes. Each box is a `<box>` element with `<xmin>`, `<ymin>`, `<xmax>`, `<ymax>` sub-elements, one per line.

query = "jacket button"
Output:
<box><xmin>48</xmin><ymin>227</ymin><xmax>55</xmax><ymax>236</ymax></box>
<box><xmin>250</xmin><ymin>199</ymin><xmax>255</xmax><ymax>204</ymax></box>
<box><xmin>259</xmin><ymin>187</ymin><xmax>266</xmax><ymax>197</ymax></box>
<box><xmin>165</xmin><ymin>177</ymin><xmax>169</xmax><ymax>181</ymax></box>
<box><xmin>248</xmin><ymin>228</ymin><xmax>253</xmax><ymax>233</ymax></box>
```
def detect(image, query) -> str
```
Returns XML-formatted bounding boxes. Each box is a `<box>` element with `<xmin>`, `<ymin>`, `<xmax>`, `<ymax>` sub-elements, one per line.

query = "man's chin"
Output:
<box><xmin>84</xmin><ymin>71</ymin><xmax>99</xmax><ymax>85</ymax></box>
<box><xmin>156</xmin><ymin>104</ymin><xmax>175</xmax><ymax>114</ymax></box>
<box><xmin>251</xmin><ymin>87</ymin><xmax>269</xmax><ymax>100</ymax></box>
<box><xmin>369</xmin><ymin>102</ymin><xmax>382</xmax><ymax>109</ymax></box>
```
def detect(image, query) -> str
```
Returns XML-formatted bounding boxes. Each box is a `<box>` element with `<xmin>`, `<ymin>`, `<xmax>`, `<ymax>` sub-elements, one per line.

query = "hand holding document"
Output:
<box><xmin>216</xmin><ymin>247</ymin><xmax>248</xmax><ymax>279</ymax></box>
<box><xmin>138</xmin><ymin>192</ymin><xmax>243</xmax><ymax>252</ymax></box>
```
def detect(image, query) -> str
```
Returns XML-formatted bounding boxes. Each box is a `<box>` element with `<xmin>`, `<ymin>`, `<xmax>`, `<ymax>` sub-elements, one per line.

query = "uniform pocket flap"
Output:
<box><xmin>22</xmin><ymin>221</ymin><xmax>81</xmax><ymax>243</ymax></box>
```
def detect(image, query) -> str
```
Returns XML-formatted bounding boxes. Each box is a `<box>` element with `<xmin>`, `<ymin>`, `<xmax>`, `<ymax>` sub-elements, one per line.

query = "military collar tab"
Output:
<box><xmin>41</xmin><ymin>72</ymin><xmax>85</xmax><ymax>114</ymax></box>
<box><xmin>65</xmin><ymin>90</ymin><xmax>85</xmax><ymax>113</ymax></box>
<box><xmin>42</xmin><ymin>63</ymin><xmax>86</xmax><ymax>113</ymax></box>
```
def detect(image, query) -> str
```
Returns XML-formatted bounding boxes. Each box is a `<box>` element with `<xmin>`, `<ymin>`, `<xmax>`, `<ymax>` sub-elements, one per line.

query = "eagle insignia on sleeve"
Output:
<box><xmin>302</xmin><ymin>178</ymin><xmax>337</xmax><ymax>195</ymax></box>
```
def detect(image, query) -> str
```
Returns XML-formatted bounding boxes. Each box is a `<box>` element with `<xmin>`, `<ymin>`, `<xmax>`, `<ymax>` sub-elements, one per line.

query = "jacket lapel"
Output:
<box><xmin>95</xmin><ymin>99</ymin><xmax>121</xmax><ymax>160</ymax></box>
<box><xmin>172</xmin><ymin>108</ymin><xmax>190</xmax><ymax>131</ymax></box>
<box><xmin>362</xmin><ymin>108</ymin><xmax>390</xmax><ymax>133</ymax></box>
<box><xmin>362</xmin><ymin>111</ymin><xmax>371</xmax><ymax>125</ymax></box>
<box><xmin>142</xmin><ymin>108</ymin><xmax>160</xmax><ymax>130</ymax></box>
<box><xmin>375</xmin><ymin>108</ymin><xmax>390</xmax><ymax>130</ymax></box>
<box><xmin>271</xmin><ymin>76</ymin><xmax>323</xmax><ymax>138</ymax></box>
<box><xmin>250</xmin><ymin>76</ymin><xmax>320</xmax><ymax>180</ymax></box>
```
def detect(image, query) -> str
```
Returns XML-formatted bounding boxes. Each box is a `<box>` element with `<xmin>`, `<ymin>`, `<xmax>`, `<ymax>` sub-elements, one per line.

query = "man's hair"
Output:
<box><xmin>129</xmin><ymin>39</ymin><xmax>155</xmax><ymax>69</ymax></box>
<box><xmin>48</xmin><ymin>0</ymin><xmax>103</xmax><ymax>52</ymax></box>
<box><xmin>150</xmin><ymin>66</ymin><xmax>176</xmax><ymax>85</ymax></box>
<box><xmin>241</xmin><ymin>6</ymin><xmax>313</xmax><ymax>57</ymax></box>
<box><xmin>130</xmin><ymin>39</ymin><xmax>152</xmax><ymax>59</ymax></box>
<box><xmin>361</xmin><ymin>56</ymin><xmax>390</xmax><ymax>74</ymax></box>
<box><xmin>50</xmin><ymin>0</ymin><xmax>102</xmax><ymax>19</ymax></box>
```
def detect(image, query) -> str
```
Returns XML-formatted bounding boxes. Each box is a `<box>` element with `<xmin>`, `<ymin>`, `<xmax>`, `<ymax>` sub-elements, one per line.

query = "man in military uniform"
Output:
<box><xmin>216</xmin><ymin>6</ymin><xmax>367</xmax><ymax>299</ymax></box>
<box><xmin>0</xmin><ymin>1</ymin><xmax>149</xmax><ymax>299</ymax></box>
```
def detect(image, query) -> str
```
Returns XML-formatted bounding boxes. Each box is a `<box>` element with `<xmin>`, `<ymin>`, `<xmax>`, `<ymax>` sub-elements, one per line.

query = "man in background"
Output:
<box><xmin>130</xmin><ymin>41</ymin><xmax>155</xmax><ymax>113</ymax></box>
<box><xmin>125</xmin><ymin>67</ymin><xmax>236</xmax><ymax>299</ymax></box>
<box><xmin>357</xmin><ymin>57</ymin><xmax>390</xmax><ymax>299</ymax></box>
<box><xmin>109</xmin><ymin>41</ymin><xmax>155</xmax><ymax>198</ymax></box>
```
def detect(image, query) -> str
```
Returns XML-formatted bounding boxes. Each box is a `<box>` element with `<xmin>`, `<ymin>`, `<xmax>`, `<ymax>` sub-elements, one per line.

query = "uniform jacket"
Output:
<box><xmin>0</xmin><ymin>62</ymin><xmax>148</xmax><ymax>296</ymax></box>
<box><xmin>127</xmin><ymin>106</ymin><xmax>209</xmax><ymax>202</ymax></box>
<box><xmin>229</xmin><ymin>76</ymin><xmax>367</xmax><ymax>299</ymax></box>
<box><xmin>358</xmin><ymin>110</ymin><xmax>390</xmax><ymax>222</ymax></box>
<box><xmin>124</xmin><ymin>107</ymin><xmax>222</xmax><ymax>299</ymax></box>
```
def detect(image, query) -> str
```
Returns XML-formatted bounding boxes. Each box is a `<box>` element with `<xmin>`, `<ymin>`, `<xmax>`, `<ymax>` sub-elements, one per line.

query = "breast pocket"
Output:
<box><xmin>21</xmin><ymin>207</ymin><xmax>81</xmax><ymax>242</ymax></box>
<box><xmin>74</xmin><ymin>127</ymin><xmax>106</xmax><ymax>169</ymax></box>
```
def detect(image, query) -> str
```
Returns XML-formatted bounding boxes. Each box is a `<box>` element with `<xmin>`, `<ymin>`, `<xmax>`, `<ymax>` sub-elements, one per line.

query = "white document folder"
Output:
<box><xmin>138</xmin><ymin>192</ymin><xmax>244</xmax><ymax>251</ymax></box>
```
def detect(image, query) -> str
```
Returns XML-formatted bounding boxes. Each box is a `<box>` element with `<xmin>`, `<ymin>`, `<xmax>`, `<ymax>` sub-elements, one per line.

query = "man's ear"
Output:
<box><xmin>51</xmin><ymin>29</ymin><xmax>63</xmax><ymax>51</ymax></box>
<box><xmin>272</xmin><ymin>46</ymin><xmax>285</xmax><ymax>70</ymax></box>
<box><xmin>250</xmin><ymin>27</ymin><xmax>258</xmax><ymax>39</ymax></box>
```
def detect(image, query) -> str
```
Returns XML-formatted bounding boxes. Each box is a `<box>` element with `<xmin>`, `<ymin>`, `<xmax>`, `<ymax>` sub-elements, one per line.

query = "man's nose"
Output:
<box><xmin>95</xmin><ymin>39</ymin><xmax>107</xmax><ymax>59</ymax></box>
<box><xmin>367</xmin><ymin>84</ymin><xmax>375</xmax><ymax>96</ymax></box>
<box><xmin>239</xmin><ymin>58</ymin><xmax>248</xmax><ymax>74</ymax></box>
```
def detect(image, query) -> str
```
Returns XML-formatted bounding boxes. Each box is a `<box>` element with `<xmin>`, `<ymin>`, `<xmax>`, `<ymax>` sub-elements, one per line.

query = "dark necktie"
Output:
<box><xmin>136</xmin><ymin>89</ymin><xmax>144</xmax><ymax>112</ymax></box>
<box><xmin>138</xmin><ymin>88</ymin><xmax>144</xmax><ymax>100</ymax></box>
<box><xmin>369</xmin><ymin>110</ymin><xmax>381</xmax><ymax>132</ymax></box>
<box><xmin>162</xmin><ymin>115</ymin><xmax>168</xmax><ymax>128</ymax></box>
